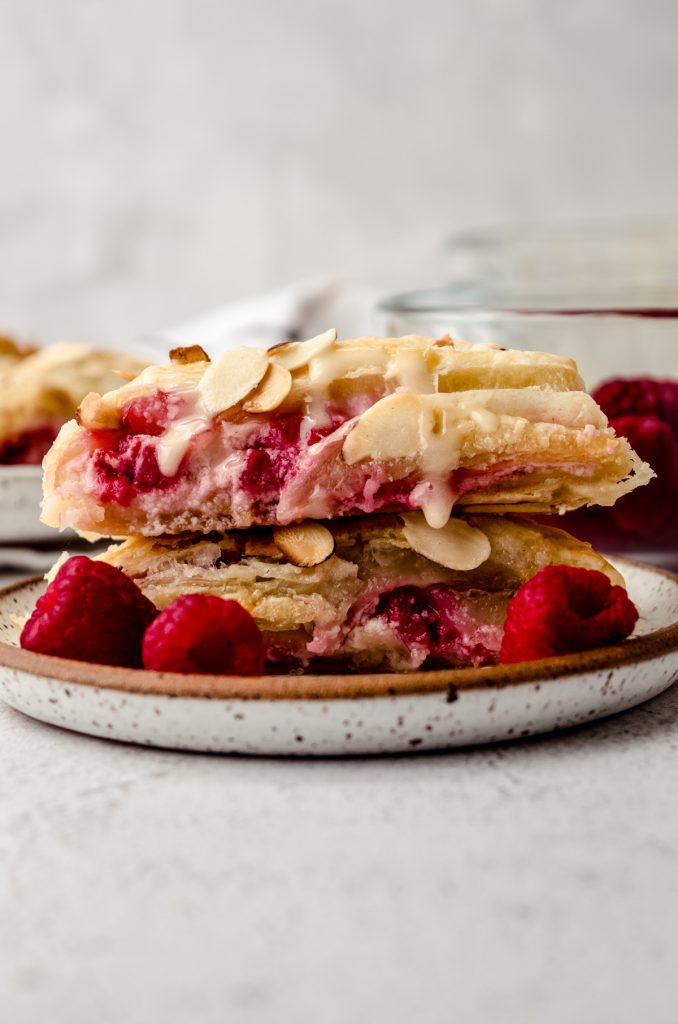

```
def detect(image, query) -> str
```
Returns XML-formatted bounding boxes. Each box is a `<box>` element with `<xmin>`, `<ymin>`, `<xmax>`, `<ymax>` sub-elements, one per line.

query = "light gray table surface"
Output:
<box><xmin>1</xmin><ymin>569</ymin><xmax>677</xmax><ymax>1024</ymax></box>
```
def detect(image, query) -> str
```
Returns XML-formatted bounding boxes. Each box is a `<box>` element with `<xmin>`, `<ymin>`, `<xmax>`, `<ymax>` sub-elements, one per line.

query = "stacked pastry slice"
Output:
<box><xmin>42</xmin><ymin>332</ymin><xmax>651</xmax><ymax>672</ymax></box>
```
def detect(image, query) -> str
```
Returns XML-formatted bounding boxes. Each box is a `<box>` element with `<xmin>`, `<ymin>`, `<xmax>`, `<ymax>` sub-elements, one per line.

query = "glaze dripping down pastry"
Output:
<box><xmin>40</xmin><ymin>332</ymin><xmax>652</xmax><ymax>537</ymax></box>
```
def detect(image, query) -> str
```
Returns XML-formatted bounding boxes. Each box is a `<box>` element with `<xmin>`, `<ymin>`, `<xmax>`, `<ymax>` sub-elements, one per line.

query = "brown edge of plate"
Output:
<box><xmin>0</xmin><ymin>559</ymin><xmax>678</xmax><ymax>701</ymax></box>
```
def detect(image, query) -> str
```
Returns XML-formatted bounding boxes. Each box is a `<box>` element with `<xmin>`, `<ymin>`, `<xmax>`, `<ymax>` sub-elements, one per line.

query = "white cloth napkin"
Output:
<box><xmin>130</xmin><ymin>277</ymin><xmax>382</xmax><ymax>361</ymax></box>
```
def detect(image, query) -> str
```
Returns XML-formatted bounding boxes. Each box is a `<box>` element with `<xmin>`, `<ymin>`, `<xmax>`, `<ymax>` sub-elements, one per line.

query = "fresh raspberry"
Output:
<box><xmin>608</xmin><ymin>414</ymin><xmax>678</xmax><ymax>534</ymax></box>
<box><xmin>20</xmin><ymin>556</ymin><xmax>157</xmax><ymax>667</ymax></box>
<box><xmin>594</xmin><ymin>378</ymin><xmax>678</xmax><ymax>435</ymax></box>
<box><xmin>500</xmin><ymin>566</ymin><xmax>638</xmax><ymax>664</ymax></box>
<box><xmin>142</xmin><ymin>594</ymin><xmax>265</xmax><ymax>675</ymax></box>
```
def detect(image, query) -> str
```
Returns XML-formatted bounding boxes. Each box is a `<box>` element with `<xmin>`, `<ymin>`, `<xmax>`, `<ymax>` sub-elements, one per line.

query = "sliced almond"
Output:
<box><xmin>268</xmin><ymin>328</ymin><xmax>337</xmax><ymax>371</ymax></box>
<box><xmin>76</xmin><ymin>392</ymin><xmax>121</xmax><ymax>430</ymax></box>
<box><xmin>112</xmin><ymin>369</ymin><xmax>137</xmax><ymax>382</ymax></box>
<box><xmin>273</xmin><ymin>522</ymin><xmax>335</xmax><ymax>567</ymax></box>
<box><xmin>243</xmin><ymin>362</ymin><xmax>293</xmax><ymax>413</ymax></box>
<box><xmin>342</xmin><ymin>394</ymin><xmax>433</xmax><ymax>465</ymax></box>
<box><xmin>198</xmin><ymin>347</ymin><xmax>269</xmax><ymax>417</ymax></box>
<box><xmin>400</xmin><ymin>512</ymin><xmax>491</xmax><ymax>571</ymax></box>
<box><xmin>170</xmin><ymin>344</ymin><xmax>210</xmax><ymax>364</ymax></box>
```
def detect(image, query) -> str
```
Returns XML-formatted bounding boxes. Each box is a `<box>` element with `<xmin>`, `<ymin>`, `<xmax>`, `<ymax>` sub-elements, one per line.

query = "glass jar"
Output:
<box><xmin>378</xmin><ymin>224</ymin><xmax>678</xmax><ymax>567</ymax></box>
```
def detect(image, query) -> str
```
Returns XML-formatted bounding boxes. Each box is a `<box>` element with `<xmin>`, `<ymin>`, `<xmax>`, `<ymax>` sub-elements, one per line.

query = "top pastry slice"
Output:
<box><xmin>41</xmin><ymin>331</ymin><xmax>652</xmax><ymax>537</ymax></box>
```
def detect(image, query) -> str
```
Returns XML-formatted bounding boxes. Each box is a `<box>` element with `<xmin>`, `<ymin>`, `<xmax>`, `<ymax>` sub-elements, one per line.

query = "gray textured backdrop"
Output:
<box><xmin>1</xmin><ymin>0</ymin><xmax>677</xmax><ymax>343</ymax></box>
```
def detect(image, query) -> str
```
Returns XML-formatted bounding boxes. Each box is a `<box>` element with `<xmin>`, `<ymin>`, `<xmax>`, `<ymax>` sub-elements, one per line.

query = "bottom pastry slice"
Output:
<box><xmin>97</xmin><ymin>514</ymin><xmax>624</xmax><ymax>673</ymax></box>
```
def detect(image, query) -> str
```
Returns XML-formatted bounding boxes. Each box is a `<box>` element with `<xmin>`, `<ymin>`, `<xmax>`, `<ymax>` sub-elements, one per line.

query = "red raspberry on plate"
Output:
<box><xmin>142</xmin><ymin>594</ymin><xmax>265</xmax><ymax>675</ymax></box>
<box><xmin>608</xmin><ymin>414</ymin><xmax>678</xmax><ymax>535</ymax></box>
<box><xmin>20</xmin><ymin>556</ymin><xmax>157</xmax><ymax>667</ymax></box>
<box><xmin>593</xmin><ymin>378</ymin><xmax>678</xmax><ymax>435</ymax></box>
<box><xmin>500</xmin><ymin>566</ymin><xmax>638</xmax><ymax>664</ymax></box>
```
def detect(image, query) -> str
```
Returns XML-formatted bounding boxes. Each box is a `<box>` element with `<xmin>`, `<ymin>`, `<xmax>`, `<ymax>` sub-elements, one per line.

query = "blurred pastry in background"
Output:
<box><xmin>0</xmin><ymin>334</ymin><xmax>37</xmax><ymax>374</ymax></box>
<box><xmin>0</xmin><ymin>341</ymin><xmax>147</xmax><ymax>466</ymax></box>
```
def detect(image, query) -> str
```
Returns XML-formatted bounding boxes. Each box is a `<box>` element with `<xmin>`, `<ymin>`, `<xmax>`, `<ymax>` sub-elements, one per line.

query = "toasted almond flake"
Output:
<box><xmin>268</xmin><ymin>329</ymin><xmax>337</xmax><ymax>371</ymax></box>
<box><xmin>400</xmin><ymin>512</ymin><xmax>491</xmax><ymax>571</ymax></box>
<box><xmin>112</xmin><ymin>369</ymin><xmax>136</xmax><ymax>381</ymax></box>
<box><xmin>342</xmin><ymin>393</ymin><xmax>433</xmax><ymax>464</ymax></box>
<box><xmin>170</xmin><ymin>344</ymin><xmax>211</xmax><ymax>364</ymax></box>
<box><xmin>197</xmin><ymin>347</ymin><xmax>269</xmax><ymax>417</ymax></box>
<box><xmin>243</xmin><ymin>362</ymin><xmax>293</xmax><ymax>413</ymax></box>
<box><xmin>273</xmin><ymin>522</ymin><xmax>335</xmax><ymax>566</ymax></box>
<box><xmin>76</xmin><ymin>392</ymin><xmax>121</xmax><ymax>430</ymax></box>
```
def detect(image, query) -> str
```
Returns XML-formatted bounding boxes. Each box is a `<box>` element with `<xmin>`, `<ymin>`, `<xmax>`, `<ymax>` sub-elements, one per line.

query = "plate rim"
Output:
<box><xmin>1</xmin><ymin>558</ymin><xmax>677</xmax><ymax>701</ymax></box>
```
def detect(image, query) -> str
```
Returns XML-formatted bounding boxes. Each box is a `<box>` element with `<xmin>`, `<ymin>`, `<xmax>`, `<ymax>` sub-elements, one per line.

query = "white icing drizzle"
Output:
<box><xmin>411</xmin><ymin>480</ymin><xmax>457</xmax><ymax>529</ymax></box>
<box><xmin>417</xmin><ymin>408</ymin><xmax>462</xmax><ymax>526</ymax></box>
<box><xmin>308</xmin><ymin>345</ymin><xmax>387</xmax><ymax>386</ymax></box>
<box><xmin>385</xmin><ymin>348</ymin><xmax>436</xmax><ymax>394</ymax></box>
<box><xmin>117</xmin><ymin>335</ymin><xmax>594</xmax><ymax>508</ymax></box>
<box><xmin>470</xmin><ymin>407</ymin><xmax>500</xmax><ymax>432</ymax></box>
<box><xmin>156</xmin><ymin>409</ymin><xmax>211</xmax><ymax>476</ymax></box>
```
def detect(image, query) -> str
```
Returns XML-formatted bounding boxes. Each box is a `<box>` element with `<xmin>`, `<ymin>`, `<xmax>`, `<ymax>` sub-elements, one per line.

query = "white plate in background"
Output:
<box><xmin>0</xmin><ymin>466</ymin><xmax>64</xmax><ymax>543</ymax></box>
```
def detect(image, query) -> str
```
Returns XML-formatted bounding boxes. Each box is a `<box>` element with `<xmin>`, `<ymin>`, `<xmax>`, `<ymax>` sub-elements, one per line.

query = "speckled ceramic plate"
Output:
<box><xmin>0</xmin><ymin>559</ymin><xmax>677</xmax><ymax>755</ymax></box>
<box><xmin>0</xmin><ymin>466</ymin><xmax>72</xmax><ymax>543</ymax></box>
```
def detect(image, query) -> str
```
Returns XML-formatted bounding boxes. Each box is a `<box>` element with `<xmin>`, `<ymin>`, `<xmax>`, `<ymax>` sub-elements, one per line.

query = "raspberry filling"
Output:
<box><xmin>238</xmin><ymin>415</ymin><xmax>307</xmax><ymax>501</ymax></box>
<box><xmin>0</xmin><ymin>425</ymin><xmax>59</xmax><ymax>465</ymax></box>
<box><xmin>92</xmin><ymin>394</ymin><xmax>194</xmax><ymax>506</ymax></box>
<box><xmin>372</xmin><ymin>584</ymin><xmax>503</xmax><ymax>667</ymax></box>
<box><xmin>121</xmin><ymin>392</ymin><xmax>178</xmax><ymax>435</ymax></box>
<box><xmin>257</xmin><ymin>583</ymin><xmax>505</xmax><ymax>671</ymax></box>
<box><xmin>89</xmin><ymin>403</ymin><xmax>357</xmax><ymax>514</ymax></box>
<box><xmin>93</xmin><ymin>435</ymin><xmax>178</xmax><ymax>506</ymax></box>
<box><xmin>85</xmin><ymin>387</ymin><xmax>601</xmax><ymax>527</ymax></box>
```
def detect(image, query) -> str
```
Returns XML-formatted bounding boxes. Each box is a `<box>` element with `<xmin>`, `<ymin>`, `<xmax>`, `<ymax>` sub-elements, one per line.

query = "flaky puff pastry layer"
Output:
<box><xmin>95</xmin><ymin>514</ymin><xmax>624</xmax><ymax>671</ymax></box>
